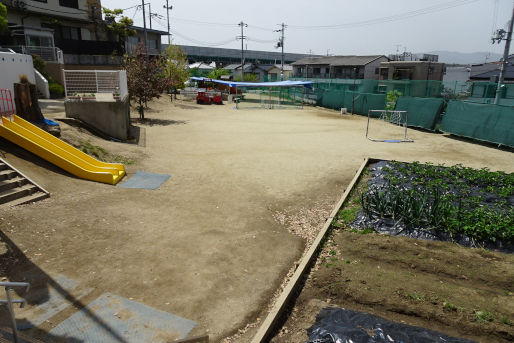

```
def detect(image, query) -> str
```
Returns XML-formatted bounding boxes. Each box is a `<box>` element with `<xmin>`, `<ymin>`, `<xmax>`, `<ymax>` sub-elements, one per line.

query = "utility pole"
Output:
<box><xmin>141</xmin><ymin>0</ymin><xmax>148</xmax><ymax>56</ymax></box>
<box><xmin>148</xmin><ymin>3</ymin><xmax>152</xmax><ymax>29</ymax></box>
<box><xmin>274</xmin><ymin>23</ymin><xmax>286</xmax><ymax>80</ymax></box>
<box><xmin>164</xmin><ymin>1</ymin><xmax>173</xmax><ymax>45</ymax></box>
<box><xmin>493</xmin><ymin>3</ymin><xmax>514</xmax><ymax>104</ymax></box>
<box><xmin>237</xmin><ymin>21</ymin><xmax>247</xmax><ymax>81</ymax></box>
<box><xmin>395</xmin><ymin>44</ymin><xmax>401</xmax><ymax>60</ymax></box>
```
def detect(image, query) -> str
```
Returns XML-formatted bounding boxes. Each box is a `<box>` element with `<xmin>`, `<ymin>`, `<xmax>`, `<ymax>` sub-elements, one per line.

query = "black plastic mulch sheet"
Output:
<box><xmin>307</xmin><ymin>308</ymin><xmax>475</xmax><ymax>343</ymax></box>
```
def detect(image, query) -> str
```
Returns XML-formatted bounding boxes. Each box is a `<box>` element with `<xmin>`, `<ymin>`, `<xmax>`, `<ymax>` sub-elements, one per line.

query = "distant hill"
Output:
<box><xmin>425</xmin><ymin>51</ymin><xmax>502</xmax><ymax>65</ymax></box>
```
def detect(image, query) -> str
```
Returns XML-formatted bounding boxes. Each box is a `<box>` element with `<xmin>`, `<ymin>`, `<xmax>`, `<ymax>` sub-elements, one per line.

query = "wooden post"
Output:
<box><xmin>13</xmin><ymin>83</ymin><xmax>44</xmax><ymax>122</ymax></box>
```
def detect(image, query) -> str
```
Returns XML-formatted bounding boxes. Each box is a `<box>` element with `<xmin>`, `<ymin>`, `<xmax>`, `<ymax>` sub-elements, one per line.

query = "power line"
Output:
<box><xmin>288</xmin><ymin>0</ymin><xmax>481</xmax><ymax>29</ymax></box>
<box><xmin>169</xmin><ymin>17</ymin><xmax>237</xmax><ymax>27</ymax></box>
<box><xmin>246</xmin><ymin>37</ymin><xmax>276</xmax><ymax>43</ymax></box>
<box><xmin>169</xmin><ymin>29</ymin><xmax>235</xmax><ymax>47</ymax></box>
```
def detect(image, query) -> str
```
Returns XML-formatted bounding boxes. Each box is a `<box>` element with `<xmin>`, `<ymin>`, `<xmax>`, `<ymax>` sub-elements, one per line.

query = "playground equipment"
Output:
<box><xmin>196</xmin><ymin>90</ymin><xmax>223</xmax><ymax>105</ymax></box>
<box><xmin>366</xmin><ymin>110</ymin><xmax>413</xmax><ymax>143</ymax></box>
<box><xmin>0</xmin><ymin>89</ymin><xmax>125</xmax><ymax>185</ymax></box>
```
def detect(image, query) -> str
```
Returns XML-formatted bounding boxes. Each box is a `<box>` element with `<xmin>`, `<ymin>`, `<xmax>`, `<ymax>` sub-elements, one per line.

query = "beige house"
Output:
<box><xmin>378</xmin><ymin>61</ymin><xmax>446</xmax><ymax>81</ymax></box>
<box><xmin>267</xmin><ymin>65</ymin><xmax>293</xmax><ymax>81</ymax></box>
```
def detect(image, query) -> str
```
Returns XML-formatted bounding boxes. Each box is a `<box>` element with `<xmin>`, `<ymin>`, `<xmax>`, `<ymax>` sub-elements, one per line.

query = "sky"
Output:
<box><xmin>101</xmin><ymin>0</ymin><xmax>513</xmax><ymax>56</ymax></box>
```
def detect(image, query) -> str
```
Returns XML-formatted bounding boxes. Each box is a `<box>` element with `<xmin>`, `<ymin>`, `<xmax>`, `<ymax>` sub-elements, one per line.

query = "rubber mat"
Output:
<box><xmin>48</xmin><ymin>293</ymin><xmax>196</xmax><ymax>342</ymax></box>
<box><xmin>118</xmin><ymin>171</ymin><xmax>170</xmax><ymax>190</ymax></box>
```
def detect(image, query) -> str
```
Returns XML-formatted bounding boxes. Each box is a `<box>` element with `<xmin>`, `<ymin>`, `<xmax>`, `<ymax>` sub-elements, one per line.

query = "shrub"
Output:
<box><xmin>49</xmin><ymin>82</ymin><xmax>64</xmax><ymax>98</ymax></box>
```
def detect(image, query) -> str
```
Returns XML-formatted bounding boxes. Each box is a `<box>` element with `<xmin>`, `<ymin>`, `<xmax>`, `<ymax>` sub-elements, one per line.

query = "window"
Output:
<box><xmin>59</xmin><ymin>0</ymin><xmax>79</xmax><ymax>9</ymax></box>
<box><xmin>147</xmin><ymin>39</ymin><xmax>157</xmax><ymax>50</ymax></box>
<box><xmin>313</xmin><ymin>67</ymin><xmax>321</xmax><ymax>74</ymax></box>
<box><xmin>26</xmin><ymin>35</ymin><xmax>53</xmax><ymax>47</ymax></box>
<box><xmin>375</xmin><ymin>68</ymin><xmax>379</xmax><ymax>74</ymax></box>
<box><xmin>61</xmin><ymin>26</ymin><xmax>81</xmax><ymax>40</ymax></box>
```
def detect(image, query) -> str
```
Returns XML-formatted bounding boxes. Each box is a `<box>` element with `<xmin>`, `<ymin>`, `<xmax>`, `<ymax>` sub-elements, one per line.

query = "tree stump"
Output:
<box><xmin>14</xmin><ymin>83</ymin><xmax>44</xmax><ymax>122</ymax></box>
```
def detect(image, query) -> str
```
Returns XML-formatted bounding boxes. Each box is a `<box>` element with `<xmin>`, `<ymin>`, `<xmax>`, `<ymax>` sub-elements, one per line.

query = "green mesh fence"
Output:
<box><xmin>319</xmin><ymin>90</ymin><xmax>386</xmax><ymax>114</ymax></box>
<box><xmin>236</xmin><ymin>87</ymin><xmax>304</xmax><ymax>109</ymax></box>
<box><xmin>441</xmin><ymin>100</ymin><xmax>514</xmax><ymax>147</ymax></box>
<box><xmin>394</xmin><ymin>97</ymin><xmax>444</xmax><ymax>131</ymax></box>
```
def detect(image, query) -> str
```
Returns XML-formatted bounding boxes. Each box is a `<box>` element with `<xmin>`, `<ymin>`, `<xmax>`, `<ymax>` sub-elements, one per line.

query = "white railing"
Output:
<box><xmin>3</xmin><ymin>46</ymin><xmax>63</xmax><ymax>63</ymax></box>
<box><xmin>63</xmin><ymin>70</ymin><xmax>128</xmax><ymax>101</ymax></box>
<box><xmin>34</xmin><ymin>69</ymin><xmax>50</xmax><ymax>99</ymax></box>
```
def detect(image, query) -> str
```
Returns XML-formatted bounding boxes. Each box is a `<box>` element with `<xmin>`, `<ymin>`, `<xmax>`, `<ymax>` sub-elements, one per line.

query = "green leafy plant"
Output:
<box><xmin>385</xmin><ymin>90</ymin><xmax>402</xmax><ymax>110</ymax></box>
<box><xmin>207</xmin><ymin>68</ymin><xmax>231</xmax><ymax>80</ymax></box>
<box><xmin>161</xmin><ymin>44</ymin><xmax>190</xmax><ymax>101</ymax></box>
<box><xmin>103</xmin><ymin>7</ymin><xmax>136</xmax><ymax>52</ymax></box>
<box><xmin>49</xmin><ymin>83</ymin><xmax>64</xmax><ymax>98</ymax></box>
<box><xmin>475</xmin><ymin>310</ymin><xmax>494</xmax><ymax>323</ymax></box>
<box><xmin>0</xmin><ymin>2</ymin><xmax>7</xmax><ymax>33</ymax></box>
<box><xmin>501</xmin><ymin>317</ymin><xmax>512</xmax><ymax>326</ymax></box>
<box><xmin>444</xmin><ymin>302</ymin><xmax>458</xmax><ymax>312</ymax></box>
<box><xmin>361</xmin><ymin>161</ymin><xmax>514</xmax><ymax>245</ymax></box>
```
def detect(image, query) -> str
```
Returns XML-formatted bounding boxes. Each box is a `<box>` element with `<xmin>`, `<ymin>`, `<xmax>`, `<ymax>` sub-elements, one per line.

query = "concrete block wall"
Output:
<box><xmin>64</xmin><ymin>98</ymin><xmax>130</xmax><ymax>140</ymax></box>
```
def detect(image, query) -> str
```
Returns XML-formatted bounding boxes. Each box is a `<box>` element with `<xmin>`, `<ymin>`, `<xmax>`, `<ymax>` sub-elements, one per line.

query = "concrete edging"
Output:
<box><xmin>251</xmin><ymin>157</ymin><xmax>374</xmax><ymax>343</ymax></box>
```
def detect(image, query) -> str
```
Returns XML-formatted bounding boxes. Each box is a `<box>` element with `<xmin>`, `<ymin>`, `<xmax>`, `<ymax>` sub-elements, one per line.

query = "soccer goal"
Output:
<box><xmin>366</xmin><ymin>110</ymin><xmax>413</xmax><ymax>143</ymax></box>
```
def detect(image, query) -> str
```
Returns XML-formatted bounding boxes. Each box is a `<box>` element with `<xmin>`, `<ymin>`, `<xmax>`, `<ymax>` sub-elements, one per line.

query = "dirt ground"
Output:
<box><xmin>0</xmin><ymin>97</ymin><xmax>513</xmax><ymax>342</ymax></box>
<box><xmin>271</xmin><ymin>173</ymin><xmax>514</xmax><ymax>343</ymax></box>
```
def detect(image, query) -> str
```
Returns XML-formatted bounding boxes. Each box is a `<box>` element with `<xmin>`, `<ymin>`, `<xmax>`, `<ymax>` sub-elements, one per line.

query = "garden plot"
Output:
<box><xmin>352</xmin><ymin>161</ymin><xmax>513</xmax><ymax>251</ymax></box>
<box><xmin>272</xmin><ymin>160</ymin><xmax>513</xmax><ymax>343</ymax></box>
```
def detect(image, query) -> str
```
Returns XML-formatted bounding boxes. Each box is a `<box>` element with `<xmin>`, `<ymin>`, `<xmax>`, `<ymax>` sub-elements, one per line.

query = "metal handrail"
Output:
<box><xmin>1</xmin><ymin>281</ymin><xmax>30</xmax><ymax>343</ymax></box>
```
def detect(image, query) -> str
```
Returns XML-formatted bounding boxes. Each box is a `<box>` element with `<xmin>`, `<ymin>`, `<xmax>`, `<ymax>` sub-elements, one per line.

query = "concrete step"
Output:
<box><xmin>0</xmin><ymin>176</ymin><xmax>28</xmax><ymax>193</ymax></box>
<box><xmin>0</xmin><ymin>158</ymin><xmax>50</xmax><ymax>206</ymax></box>
<box><xmin>0</xmin><ymin>184</ymin><xmax>37</xmax><ymax>205</ymax></box>
<box><xmin>6</xmin><ymin>191</ymin><xmax>49</xmax><ymax>206</ymax></box>
<box><xmin>0</xmin><ymin>169</ymin><xmax>17</xmax><ymax>181</ymax></box>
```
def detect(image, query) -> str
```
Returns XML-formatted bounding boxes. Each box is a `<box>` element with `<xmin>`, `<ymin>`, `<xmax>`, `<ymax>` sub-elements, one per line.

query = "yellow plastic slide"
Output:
<box><xmin>0</xmin><ymin>115</ymin><xmax>125</xmax><ymax>185</ymax></box>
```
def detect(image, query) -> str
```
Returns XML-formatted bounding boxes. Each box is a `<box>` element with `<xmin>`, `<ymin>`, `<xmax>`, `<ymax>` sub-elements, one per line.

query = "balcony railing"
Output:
<box><xmin>2</xmin><ymin>46</ymin><xmax>64</xmax><ymax>63</ymax></box>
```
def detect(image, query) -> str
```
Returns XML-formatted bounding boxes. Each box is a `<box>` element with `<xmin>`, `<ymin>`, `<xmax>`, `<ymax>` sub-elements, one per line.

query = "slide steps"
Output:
<box><xmin>0</xmin><ymin>159</ymin><xmax>49</xmax><ymax>207</ymax></box>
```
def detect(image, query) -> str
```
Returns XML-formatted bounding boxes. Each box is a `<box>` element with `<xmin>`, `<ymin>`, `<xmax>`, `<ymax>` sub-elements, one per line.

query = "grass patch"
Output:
<box><xmin>501</xmin><ymin>317</ymin><xmax>512</xmax><ymax>326</ymax></box>
<box><xmin>80</xmin><ymin>141</ymin><xmax>136</xmax><ymax>165</ymax></box>
<box><xmin>443</xmin><ymin>302</ymin><xmax>458</xmax><ymax>312</ymax></box>
<box><xmin>475</xmin><ymin>310</ymin><xmax>494</xmax><ymax>323</ymax></box>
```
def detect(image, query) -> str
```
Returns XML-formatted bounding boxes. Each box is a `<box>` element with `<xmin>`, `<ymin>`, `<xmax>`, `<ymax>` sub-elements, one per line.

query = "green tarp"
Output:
<box><xmin>395</xmin><ymin>96</ymin><xmax>444</xmax><ymax>131</ymax></box>
<box><xmin>441</xmin><ymin>100</ymin><xmax>514</xmax><ymax>147</ymax></box>
<box><xmin>320</xmin><ymin>91</ymin><xmax>385</xmax><ymax>114</ymax></box>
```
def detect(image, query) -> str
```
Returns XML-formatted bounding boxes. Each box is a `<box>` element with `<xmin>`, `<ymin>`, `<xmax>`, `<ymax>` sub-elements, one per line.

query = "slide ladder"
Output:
<box><xmin>0</xmin><ymin>89</ymin><xmax>125</xmax><ymax>185</ymax></box>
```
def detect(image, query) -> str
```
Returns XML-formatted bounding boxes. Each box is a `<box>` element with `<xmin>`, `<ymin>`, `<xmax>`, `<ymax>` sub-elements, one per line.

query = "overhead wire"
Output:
<box><xmin>288</xmin><ymin>0</ymin><xmax>481</xmax><ymax>29</ymax></box>
<box><xmin>167</xmin><ymin>28</ymin><xmax>236</xmax><ymax>47</ymax></box>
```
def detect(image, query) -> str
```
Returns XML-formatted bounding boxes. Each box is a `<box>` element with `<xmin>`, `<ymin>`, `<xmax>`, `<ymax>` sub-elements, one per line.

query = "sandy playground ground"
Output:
<box><xmin>0</xmin><ymin>97</ymin><xmax>513</xmax><ymax>342</ymax></box>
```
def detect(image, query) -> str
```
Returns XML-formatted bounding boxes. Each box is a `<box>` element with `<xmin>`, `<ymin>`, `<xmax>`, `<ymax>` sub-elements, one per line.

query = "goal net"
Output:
<box><xmin>366</xmin><ymin>110</ymin><xmax>413</xmax><ymax>143</ymax></box>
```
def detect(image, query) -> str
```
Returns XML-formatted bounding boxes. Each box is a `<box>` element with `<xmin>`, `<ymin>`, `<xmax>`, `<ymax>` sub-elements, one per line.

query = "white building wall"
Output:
<box><xmin>0</xmin><ymin>52</ymin><xmax>36</xmax><ymax>110</ymax></box>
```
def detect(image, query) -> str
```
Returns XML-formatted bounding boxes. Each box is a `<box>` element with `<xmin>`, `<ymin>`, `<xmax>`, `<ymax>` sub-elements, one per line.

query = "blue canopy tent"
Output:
<box><xmin>189</xmin><ymin>77</ymin><xmax>313</xmax><ymax>109</ymax></box>
<box><xmin>189</xmin><ymin>77</ymin><xmax>313</xmax><ymax>89</ymax></box>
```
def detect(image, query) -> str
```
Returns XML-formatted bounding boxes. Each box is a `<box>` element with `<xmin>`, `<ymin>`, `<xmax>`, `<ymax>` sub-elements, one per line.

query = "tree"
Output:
<box><xmin>0</xmin><ymin>2</ymin><xmax>7</xmax><ymax>33</ymax></box>
<box><xmin>124</xmin><ymin>44</ymin><xmax>168</xmax><ymax>119</ymax></box>
<box><xmin>102</xmin><ymin>8</ymin><xmax>136</xmax><ymax>52</ymax></box>
<box><xmin>207</xmin><ymin>68</ymin><xmax>230</xmax><ymax>80</ymax></box>
<box><xmin>234</xmin><ymin>73</ymin><xmax>258</xmax><ymax>82</ymax></box>
<box><xmin>160</xmin><ymin>44</ymin><xmax>189</xmax><ymax>102</ymax></box>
